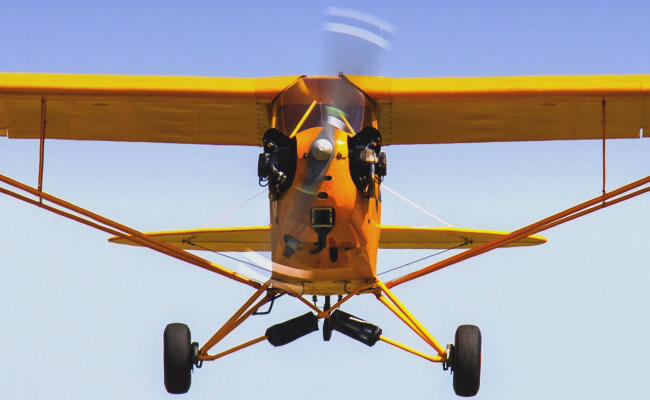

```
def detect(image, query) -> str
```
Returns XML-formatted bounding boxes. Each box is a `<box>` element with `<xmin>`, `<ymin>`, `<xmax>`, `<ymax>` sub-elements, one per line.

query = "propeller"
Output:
<box><xmin>322</xmin><ymin>6</ymin><xmax>395</xmax><ymax>76</ymax></box>
<box><xmin>291</xmin><ymin>7</ymin><xmax>395</xmax><ymax>195</ymax></box>
<box><xmin>243</xmin><ymin>250</ymin><xmax>315</xmax><ymax>282</ymax></box>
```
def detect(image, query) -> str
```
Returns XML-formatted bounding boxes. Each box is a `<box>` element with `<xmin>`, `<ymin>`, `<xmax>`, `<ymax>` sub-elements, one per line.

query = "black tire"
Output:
<box><xmin>323</xmin><ymin>318</ymin><xmax>332</xmax><ymax>341</ymax></box>
<box><xmin>164</xmin><ymin>323</ymin><xmax>193</xmax><ymax>394</ymax></box>
<box><xmin>452</xmin><ymin>325</ymin><xmax>481</xmax><ymax>397</ymax></box>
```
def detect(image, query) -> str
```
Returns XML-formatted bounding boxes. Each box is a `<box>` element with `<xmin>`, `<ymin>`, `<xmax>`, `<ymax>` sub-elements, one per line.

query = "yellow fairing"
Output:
<box><xmin>346</xmin><ymin>74</ymin><xmax>650</xmax><ymax>144</ymax></box>
<box><xmin>109</xmin><ymin>225</ymin><xmax>545</xmax><ymax>251</ymax></box>
<box><xmin>0</xmin><ymin>73</ymin><xmax>299</xmax><ymax>145</ymax></box>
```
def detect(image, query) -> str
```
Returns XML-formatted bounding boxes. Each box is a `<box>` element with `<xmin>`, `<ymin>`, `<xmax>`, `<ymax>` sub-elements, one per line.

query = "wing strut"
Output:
<box><xmin>602</xmin><ymin>99</ymin><xmax>607</xmax><ymax>203</ymax></box>
<box><xmin>38</xmin><ymin>97</ymin><xmax>46</xmax><ymax>199</ymax></box>
<box><xmin>387</xmin><ymin>174</ymin><xmax>650</xmax><ymax>288</ymax></box>
<box><xmin>0</xmin><ymin>173</ymin><xmax>262</xmax><ymax>289</ymax></box>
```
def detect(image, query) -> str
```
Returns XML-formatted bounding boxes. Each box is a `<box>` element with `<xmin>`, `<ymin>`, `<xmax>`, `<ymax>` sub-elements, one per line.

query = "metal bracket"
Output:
<box><xmin>192</xmin><ymin>342</ymin><xmax>203</xmax><ymax>369</ymax></box>
<box><xmin>253</xmin><ymin>293</ymin><xmax>283</xmax><ymax>315</ymax></box>
<box><xmin>443</xmin><ymin>344</ymin><xmax>454</xmax><ymax>372</ymax></box>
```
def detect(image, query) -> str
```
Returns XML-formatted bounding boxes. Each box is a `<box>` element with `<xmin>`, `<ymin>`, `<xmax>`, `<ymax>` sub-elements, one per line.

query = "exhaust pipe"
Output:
<box><xmin>328</xmin><ymin>310</ymin><xmax>382</xmax><ymax>346</ymax></box>
<box><xmin>266</xmin><ymin>312</ymin><xmax>319</xmax><ymax>347</ymax></box>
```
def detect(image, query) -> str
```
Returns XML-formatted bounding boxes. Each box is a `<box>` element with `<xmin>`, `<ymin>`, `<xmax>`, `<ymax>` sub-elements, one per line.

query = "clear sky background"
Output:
<box><xmin>0</xmin><ymin>1</ymin><xmax>648</xmax><ymax>399</ymax></box>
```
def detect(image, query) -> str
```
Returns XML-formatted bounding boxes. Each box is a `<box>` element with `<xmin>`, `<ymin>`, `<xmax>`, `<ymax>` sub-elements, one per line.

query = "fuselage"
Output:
<box><xmin>257</xmin><ymin>76</ymin><xmax>385</xmax><ymax>295</ymax></box>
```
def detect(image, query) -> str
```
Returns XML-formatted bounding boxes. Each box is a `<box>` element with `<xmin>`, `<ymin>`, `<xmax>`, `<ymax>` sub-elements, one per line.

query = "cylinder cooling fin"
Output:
<box><xmin>258</xmin><ymin>129</ymin><xmax>297</xmax><ymax>200</ymax></box>
<box><xmin>348</xmin><ymin>126</ymin><xmax>386</xmax><ymax>197</ymax></box>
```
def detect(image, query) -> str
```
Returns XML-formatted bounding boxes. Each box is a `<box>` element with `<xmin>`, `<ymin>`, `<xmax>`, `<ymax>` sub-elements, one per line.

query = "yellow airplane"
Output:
<box><xmin>0</xmin><ymin>72</ymin><xmax>648</xmax><ymax>397</ymax></box>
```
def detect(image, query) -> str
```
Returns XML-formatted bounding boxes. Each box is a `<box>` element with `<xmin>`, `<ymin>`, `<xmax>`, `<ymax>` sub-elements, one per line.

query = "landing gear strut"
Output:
<box><xmin>162</xmin><ymin>281</ymin><xmax>482</xmax><ymax>397</ymax></box>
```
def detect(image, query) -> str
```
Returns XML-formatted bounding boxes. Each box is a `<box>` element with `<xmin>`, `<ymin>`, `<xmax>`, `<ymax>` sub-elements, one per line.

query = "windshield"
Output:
<box><xmin>271</xmin><ymin>77</ymin><xmax>374</xmax><ymax>135</ymax></box>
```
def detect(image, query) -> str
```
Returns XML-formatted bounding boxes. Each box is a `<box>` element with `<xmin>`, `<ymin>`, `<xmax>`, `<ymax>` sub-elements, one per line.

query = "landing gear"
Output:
<box><xmin>163</xmin><ymin>323</ymin><xmax>198</xmax><ymax>394</ymax></box>
<box><xmin>450</xmin><ymin>325</ymin><xmax>482</xmax><ymax>397</ymax></box>
<box><xmin>160</xmin><ymin>284</ymin><xmax>481</xmax><ymax>397</ymax></box>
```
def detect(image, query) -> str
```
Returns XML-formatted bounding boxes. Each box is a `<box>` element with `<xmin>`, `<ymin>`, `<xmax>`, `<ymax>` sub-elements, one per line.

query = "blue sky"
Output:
<box><xmin>0</xmin><ymin>1</ymin><xmax>648</xmax><ymax>399</ymax></box>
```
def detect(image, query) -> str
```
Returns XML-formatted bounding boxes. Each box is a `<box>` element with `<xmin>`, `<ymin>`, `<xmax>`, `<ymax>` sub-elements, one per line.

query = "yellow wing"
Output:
<box><xmin>3</xmin><ymin>73</ymin><xmax>649</xmax><ymax>146</ymax></box>
<box><xmin>378</xmin><ymin>225</ymin><xmax>546</xmax><ymax>248</ymax></box>
<box><xmin>347</xmin><ymin>74</ymin><xmax>650</xmax><ymax>144</ymax></box>
<box><xmin>0</xmin><ymin>73</ymin><xmax>299</xmax><ymax>145</ymax></box>
<box><xmin>108</xmin><ymin>226</ymin><xmax>272</xmax><ymax>251</ymax></box>
<box><xmin>108</xmin><ymin>225</ymin><xmax>545</xmax><ymax>251</ymax></box>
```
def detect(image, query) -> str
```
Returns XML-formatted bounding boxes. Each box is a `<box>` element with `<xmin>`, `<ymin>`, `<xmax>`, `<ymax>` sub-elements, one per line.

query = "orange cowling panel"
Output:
<box><xmin>346</xmin><ymin>74</ymin><xmax>650</xmax><ymax>145</ymax></box>
<box><xmin>269</xmin><ymin>126</ymin><xmax>380</xmax><ymax>285</ymax></box>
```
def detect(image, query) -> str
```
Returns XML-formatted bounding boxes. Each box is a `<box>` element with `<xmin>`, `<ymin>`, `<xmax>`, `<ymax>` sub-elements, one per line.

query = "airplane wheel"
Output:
<box><xmin>322</xmin><ymin>296</ymin><xmax>332</xmax><ymax>341</ymax></box>
<box><xmin>164</xmin><ymin>323</ymin><xmax>193</xmax><ymax>394</ymax></box>
<box><xmin>452</xmin><ymin>325</ymin><xmax>481</xmax><ymax>397</ymax></box>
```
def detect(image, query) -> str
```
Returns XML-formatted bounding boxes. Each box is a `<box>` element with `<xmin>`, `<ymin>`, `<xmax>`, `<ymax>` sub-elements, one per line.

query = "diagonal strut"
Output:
<box><xmin>0</xmin><ymin>173</ymin><xmax>261</xmax><ymax>289</ymax></box>
<box><xmin>387</xmin><ymin>175</ymin><xmax>650</xmax><ymax>288</ymax></box>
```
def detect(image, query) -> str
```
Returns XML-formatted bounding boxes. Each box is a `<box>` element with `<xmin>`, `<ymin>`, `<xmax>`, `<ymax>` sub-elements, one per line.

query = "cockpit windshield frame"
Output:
<box><xmin>271</xmin><ymin>76</ymin><xmax>375</xmax><ymax>136</ymax></box>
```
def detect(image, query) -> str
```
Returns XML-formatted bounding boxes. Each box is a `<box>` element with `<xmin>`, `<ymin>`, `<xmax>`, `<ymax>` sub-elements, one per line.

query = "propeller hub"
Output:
<box><xmin>310</xmin><ymin>138</ymin><xmax>334</xmax><ymax>161</ymax></box>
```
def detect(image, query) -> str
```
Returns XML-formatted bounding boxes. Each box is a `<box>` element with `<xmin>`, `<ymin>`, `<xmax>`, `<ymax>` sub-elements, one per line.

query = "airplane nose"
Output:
<box><xmin>309</xmin><ymin>138</ymin><xmax>334</xmax><ymax>161</ymax></box>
